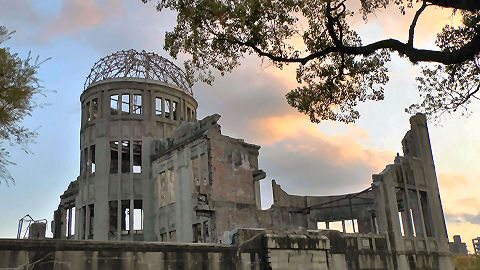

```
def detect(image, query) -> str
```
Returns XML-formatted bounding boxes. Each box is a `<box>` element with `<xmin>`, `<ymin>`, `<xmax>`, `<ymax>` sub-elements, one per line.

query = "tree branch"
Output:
<box><xmin>227</xmin><ymin>28</ymin><xmax>480</xmax><ymax>66</ymax></box>
<box><xmin>408</xmin><ymin>1</ymin><xmax>428</xmax><ymax>47</ymax></box>
<box><xmin>425</xmin><ymin>0</ymin><xmax>480</xmax><ymax>12</ymax></box>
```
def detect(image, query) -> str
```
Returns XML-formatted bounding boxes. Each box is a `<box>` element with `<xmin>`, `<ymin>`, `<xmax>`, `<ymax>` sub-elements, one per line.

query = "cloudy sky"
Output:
<box><xmin>1</xmin><ymin>0</ymin><xmax>479</xmax><ymax>252</ymax></box>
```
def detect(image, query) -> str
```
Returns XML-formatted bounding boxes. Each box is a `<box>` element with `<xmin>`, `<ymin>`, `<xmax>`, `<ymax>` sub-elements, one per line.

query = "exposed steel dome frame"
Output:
<box><xmin>84</xmin><ymin>49</ymin><xmax>193</xmax><ymax>95</ymax></box>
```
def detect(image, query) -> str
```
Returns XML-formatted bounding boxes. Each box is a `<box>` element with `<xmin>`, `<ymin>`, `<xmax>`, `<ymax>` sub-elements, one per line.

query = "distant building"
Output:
<box><xmin>449</xmin><ymin>235</ymin><xmax>468</xmax><ymax>255</ymax></box>
<box><xmin>474</xmin><ymin>237</ymin><xmax>480</xmax><ymax>255</ymax></box>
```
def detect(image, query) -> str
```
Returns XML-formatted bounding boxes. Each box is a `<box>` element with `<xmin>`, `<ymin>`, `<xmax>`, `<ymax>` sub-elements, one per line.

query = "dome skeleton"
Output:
<box><xmin>84</xmin><ymin>49</ymin><xmax>193</xmax><ymax>95</ymax></box>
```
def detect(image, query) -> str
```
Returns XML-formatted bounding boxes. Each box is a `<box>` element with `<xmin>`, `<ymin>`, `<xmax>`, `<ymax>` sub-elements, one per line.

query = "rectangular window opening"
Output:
<box><xmin>81</xmin><ymin>206</ymin><xmax>86</xmax><ymax>240</ymax></box>
<box><xmin>110</xmin><ymin>95</ymin><xmax>119</xmax><ymax>115</ymax></box>
<box><xmin>91</xmin><ymin>98</ymin><xmax>98</xmax><ymax>119</ymax></box>
<box><xmin>345</xmin><ymin>220</ymin><xmax>354</xmax><ymax>233</ymax></box>
<box><xmin>109</xmin><ymin>201</ymin><xmax>118</xmax><ymax>237</ymax></box>
<box><xmin>86</xmin><ymin>101</ymin><xmax>91</xmax><ymax>122</ymax></box>
<box><xmin>83</xmin><ymin>148</ymin><xmax>88</xmax><ymax>177</ymax></box>
<box><xmin>329</xmin><ymin>221</ymin><xmax>343</xmax><ymax>232</ymax></box>
<box><xmin>88</xmin><ymin>204</ymin><xmax>94</xmax><ymax>239</ymax></box>
<box><xmin>192</xmin><ymin>223</ymin><xmax>202</xmax><ymax>243</ymax></box>
<box><xmin>187</xmin><ymin>107</ymin><xmax>191</xmax><ymax>121</ymax></box>
<box><xmin>173</xmin><ymin>101</ymin><xmax>178</xmax><ymax>120</ymax></box>
<box><xmin>110</xmin><ymin>141</ymin><xmax>118</xmax><ymax>174</ymax></box>
<box><xmin>420</xmin><ymin>191</ymin><xmax>434</xmax><ymax>237</ymax></box>
<box><xmin>121</xmin><ymin>200</ymin><xmax>130</xmax><ymax>232</ymax></box>
<box><xmin>203</xmin><ymin>221</ymin><xmax>209</xmax><ymax>242</ymax></box>
<box><xmin>398</xmin><ymin>212</ymin><xmax>405</xmax><ymax>236</ymax></box>
<box><xmin>90</xmin><ymin>145</ymin><xmax>96</xmax><ymax>174</ymax></box>
<box><xmin>155</xmin><ymin>97</ymin><xmax>162</xmax><ymax>116</ymax></box>
<box><xmin>133</xmin><ymin>141</ymin><xmax>142</xmax><ymax>173</ymax></box>
<box><xmin>70</xmin><ymin>207</ymin><xmax>76</xmax><ymax>237</ymax></box>
<box><xmin>317</xmin><ymin>222</ymin><xmax>327</xmax><ymax>230</ymax></box>
<box><xmin>133</xmin><ymin>94</ymin><xmax>142</xmax><ymax>115</ymax></box>
<box><xmin>121</xmin><ymin>94</ymin><xmax>130</xmax><ymax>114</ymax></box>
<box><xmin>158</xmin><ymin>172</ymin><xmax>166</xmax><ymax>207</ymax></box>
<box><xmin>168</xmin><ymin>168</ymin><xmax>176</xmax><ymax>203</ymax></box>
<box><xmin>121</xmin><ymin>140</ymin><xmax>130</xmax><ymax>173</ymax></box>
<box><xmin>169</xmin><ymin>230</ymin><xmax>176</xmax><ymax>242</ymax></box>
<box><xmin>165</xmin><ymin>99</ymin><xmax>171</xmax><ymax>118</ymax></box>
<box><xmin>200</xmin><ymin>153</ymin><xmax>208</xmax><ymax>185</ymax></box>
<box><xmin>409</xmin><ymin>209</ymin><xmax>417</xmax><ymax>237</ymax></box>
<box><xmin>133</xmin><ymin>200</ymin><xmax>143</xmax><ymax>231</ymax></box>
<box><xmin>160</xmin><ymin>232</ymin><xmax>167</xmax><ymax>242</ymax></box>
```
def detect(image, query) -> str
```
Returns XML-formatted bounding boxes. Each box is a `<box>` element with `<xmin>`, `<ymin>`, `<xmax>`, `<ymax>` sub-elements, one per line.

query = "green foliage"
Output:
<box><xmin>453</xmin><ymin>255</ymin><xmax>480</xmax><ymax>270</ymax></box>
<box><xmin>144</xmin><ymin>0</ymin><xmax>480</xmax><ymax>123</ymax></box>
<box><xmin>0</xmin><ymin>26</ymin><xmax>46</xmax><ymax>185</ymax></box>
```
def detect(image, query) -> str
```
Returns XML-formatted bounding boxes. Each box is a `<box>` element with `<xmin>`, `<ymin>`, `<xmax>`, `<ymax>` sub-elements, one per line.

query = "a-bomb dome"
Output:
<box><xmin>84</xmin><ymin>49</ymin><xmax>192</xmax><ymax>95</ymax></box>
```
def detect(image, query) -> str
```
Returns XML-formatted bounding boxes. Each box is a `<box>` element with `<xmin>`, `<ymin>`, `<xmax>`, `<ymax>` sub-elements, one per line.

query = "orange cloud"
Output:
<box><xmin>438</xmin><ymin>173</ymin><xmax>470</xmax><ymax>190</ymax></box>
<box><xmin>49</xmin><ymin>0</ymin><xmax>106</xmax><ymax>36</ymax></box>
<box><xmin>252</xmin><ymin>114</ymin><xmax>393</xmax><ymax>171</ymax></box>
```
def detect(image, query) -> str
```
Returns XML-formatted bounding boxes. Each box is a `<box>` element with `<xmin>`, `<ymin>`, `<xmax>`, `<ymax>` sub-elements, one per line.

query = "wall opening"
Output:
<box><xmin>121</xmin><ymin>94</ymin><xmax>130</xmax><ymax>114</ymax></box>
<box><xmin>193</xmin><ymin>223</ymin><xmax>202</xmax><ymax>243</ymax></box>
<box><xmin>329</xmin><ymin>221</ymin><xmax>343</xmax><ymax>232</ymax></box>
<box><xmin>83</xmin><ymin>148</ymin><xmax>88</xmax><ymax>177</ymax></box>
<box><xmin>200</xmin><ymin>153</ymin><xmax>208</xmax><ymax>185</ymax></box>
<box><xmin>168</xmin><ymin>168</ymin><xmax>176</xmax><ymax>203</ymax></box>
<box><xmin>110</xmin><ymin>95</ymin><xmax>119</xmax><ymax>115</ymax></box>
<box><xmin>110</xmin><ymin>141</ymin><xmax>118</xmax><ymax>173</ymax></box>
<box><xmin>90</xmin><ymin>145</ymin><xmax>96</xmax><ymax>174</ymax></box>
<box><xmin>65</xmin><ymin>206</ymin><xmax>75</xmax><ymax>238</ymax></box>
<box><xmin>109</xmin><ymin>200</ymin><xmax>118</xmax><ymax>237</ymax></box>
<box><xmin>81</xmin><ymin>206</ymin><xmax>86</xmax><ymax>239</ymax></box>
<box><xmin>173</xmin><ymin>101</ymin><xmax>178</xmax><ymax>120</ymax></box>
<box><xmin>91</xmin><ymin>98</ymin><xmax>98</xmax><ymax>119</ymax></box>
<box><xmin>187</xmin><ymin>107</ymin><xmax>191</xmax><ymax>121</ymax></box>
<box><xmin>133</xmin><ymin>200</ymin><xmax>143</xmax><ymax>231</ymax></box>
<box><xmin>317</xmin><ymin>222</ymin><xmax>327</xmax><ymax>230</ymax></box>
<box><xmin>86</xmin><ymin>101</ymin><xmax>91</xmax><ymax>122</ymax></box>
<box><xmin>155</xmin><ymin>97</ymin><xmax>162</xmax><ymax>116</ymax></box>
<box><xmin>409</xmin><ymin>208</ymin><xmax>417</xmax><ymax>237</ymax></box>
<box><xmin>169</xmin><ymin>230</ymin><xmax>176</xmax><ymax>241</ymax></box>
<box><xmin>121</xmin><ymin>200</ymin><xmax>130</xmax><ymax>233</ymax></box>
<box><xmin>88</xmin><ymin>204</ymin><xmax>94</xmax><ymax>239</ymax></box>
<box><xmin>420</xmin><ymin>191</ymin><xmax>434</xmax><ymax>237</ymax></box>
<box><xmin>133</xmin><ymin>94</ymin><xmax>142</xmax><ymax>115</ymax></box>
<box><xmin>165</xmin><ymin>99</ymin><xmax>171</xmax><ymax>118</ymax></box>
<box><xmin>158</xmin><ymin>171</ymin><xmax>166</xmax><ymax>207</ymax></box>
<box><xmin>133</xmin><ymin>141</ymin><xmax>142</xmax><ymax>173</ymax></box>
<box><xmin>203</xmin><ymin>221</ymin><xmax>210</xmax><ymax>242</ymax></box>
<box><xmin>121</xmin><ymin>140</ymin><xmax>130</xmax><ymax>173</ymax></box>
<box><xmin>398</xmin><ymin>212</ymin><xmax>405</xmax><ymax>236</ymax></box>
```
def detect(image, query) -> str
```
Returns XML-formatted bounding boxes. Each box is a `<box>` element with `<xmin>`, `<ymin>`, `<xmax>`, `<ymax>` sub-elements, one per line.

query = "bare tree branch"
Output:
<box><xmin>408</xmin><ymin>1</ymin><xmax>428</xmax><ymax>47</ymax></box>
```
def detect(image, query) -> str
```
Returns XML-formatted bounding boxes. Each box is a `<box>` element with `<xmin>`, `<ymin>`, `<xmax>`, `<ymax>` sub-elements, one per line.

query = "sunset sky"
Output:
<box><xmin>1</xmin><ymin>0</ymin><xmax>479</xmax><ymax>252</ymax></box>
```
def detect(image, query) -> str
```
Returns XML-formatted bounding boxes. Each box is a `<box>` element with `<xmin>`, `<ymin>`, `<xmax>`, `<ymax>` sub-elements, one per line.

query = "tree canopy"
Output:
<box><xmin>142</xmin><ymin>0</ymin><xmax>480</xmax><ymax>122</ymax></box>
<box><xmin>0</xmin><ymin>26</ymin><xmax>46</xmax><ymax>185</ymax></box>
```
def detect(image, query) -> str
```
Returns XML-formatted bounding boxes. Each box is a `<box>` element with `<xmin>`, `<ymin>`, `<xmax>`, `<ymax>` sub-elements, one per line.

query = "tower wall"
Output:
<box><xmin>76</xmin><ymin>78</ymin><xmax>197</xmax><ymax>241</ymax></box>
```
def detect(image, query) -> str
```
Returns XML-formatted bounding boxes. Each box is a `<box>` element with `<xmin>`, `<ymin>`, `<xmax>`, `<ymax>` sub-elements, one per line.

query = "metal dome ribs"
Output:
<box><xmin>84</xmin><ymin>50</ymin><xmax>192</xmax><ymax>95</ymax></box>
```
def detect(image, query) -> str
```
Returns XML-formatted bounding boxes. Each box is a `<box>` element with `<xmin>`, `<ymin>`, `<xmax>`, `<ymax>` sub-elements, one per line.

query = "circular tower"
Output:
<box><xmin>76</xmin><ymin>50</ymin><xmax>197</xmax><ymax>241</ymax></box>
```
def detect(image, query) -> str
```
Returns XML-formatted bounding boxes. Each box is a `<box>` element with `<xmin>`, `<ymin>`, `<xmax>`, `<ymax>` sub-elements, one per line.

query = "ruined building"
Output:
<box><xmin>448</xmin><ymin>235</ymin><xmax>468</xmax><ymax>255</ymax></box>
<box><xmin>38</xmin><ymin>49</ymin><xmax>454</xmax><ymax>269</ymax></box>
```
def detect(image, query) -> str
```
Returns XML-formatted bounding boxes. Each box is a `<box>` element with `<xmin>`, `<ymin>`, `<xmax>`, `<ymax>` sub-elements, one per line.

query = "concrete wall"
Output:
<box><xmin>54</xmin><ymin>78</ymin><xmax>198</xmax><ymax>242</ymax></box>
<box><xmin>0</xmin><ymin>229</ymin><xmax>453</xmax><ymax>270</ymax></box>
